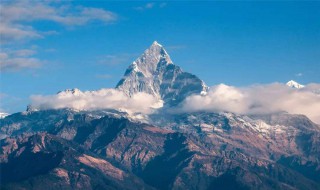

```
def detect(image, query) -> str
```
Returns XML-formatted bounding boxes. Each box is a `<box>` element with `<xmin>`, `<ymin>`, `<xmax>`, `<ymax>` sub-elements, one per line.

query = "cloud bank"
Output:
<box><xmin>29</xmin><ymin>83</ymin><xmax>320</xmax><ymax>123</ymax></box>
<box><xmin>30</xmin><ymin>88</ymin><xmax>161</xmax><ymax>114</ymax></box>
<box><xmin>180</xmin><ymin>83</ymin><xmax>320</xmax><ymax>124</ymax></box>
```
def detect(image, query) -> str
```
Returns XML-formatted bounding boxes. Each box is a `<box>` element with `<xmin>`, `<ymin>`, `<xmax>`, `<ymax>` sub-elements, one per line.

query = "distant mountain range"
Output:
<box><xmin>1</xmin><ymin>42</ymin><xmax>319</xmax><ymax>190</ymax></box>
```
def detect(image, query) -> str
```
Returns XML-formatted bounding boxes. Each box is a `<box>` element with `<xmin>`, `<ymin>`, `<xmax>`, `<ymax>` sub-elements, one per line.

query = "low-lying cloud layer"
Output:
<box><xmin>30</xmin><ymin>83</ymin><xmax>320</xmax><ymax>123</ymax></box>
<box><xmin>180</xmin><ymin>83</ymin><xmax>320</xmax><ymax>124</ymax></box>
<box><xmin>30</xmin><ymin>89</ymin><xmax>161</xmax><ymax>114</ymax></box>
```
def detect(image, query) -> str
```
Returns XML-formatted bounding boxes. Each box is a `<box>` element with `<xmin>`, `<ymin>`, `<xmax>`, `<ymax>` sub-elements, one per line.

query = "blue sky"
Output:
<box><xmin>1</xmin><ymin>1</ymin><xmax>319</xmax><ymax>113</ymax></box>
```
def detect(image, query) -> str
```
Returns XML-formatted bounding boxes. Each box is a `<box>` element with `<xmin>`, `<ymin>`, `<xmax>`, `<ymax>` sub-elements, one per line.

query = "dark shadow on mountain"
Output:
<box><xmin>140</xmin><ymin>133</ymin><xmax>194</xmax><ymax>190</ymax></box>
<box><xmin>91</xmin><ymin>117</ymin><xmax>127</xmax><ymax>151</ymax></box>
<box><xmin>72</xmin><ymin>115</ymin><xmax>99</xmax><ymax>144</ymax></box>
<box><xmin>0</xmin><ymin>151</ymin><xmax>63</xmax><ymax>184</ymax></box>
<box><xmin>208</xmin><ymin>170</ymin><xmax>249</xmax><ymax>190</ymax></box>
<box><xmin>277</xmin><ymin>156</ymin><xmax>320</xmax><ymax>183</ymax></box>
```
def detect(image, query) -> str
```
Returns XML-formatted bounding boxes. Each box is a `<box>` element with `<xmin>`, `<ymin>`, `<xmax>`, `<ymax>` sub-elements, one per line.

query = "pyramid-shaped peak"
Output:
<box><xmin>122</xmin><ymin>41</ymin><xmax>173</xmax><ymax>78</ymax></box>
<box><xmin>116</xmin><ymin>41</ymin><xmax>208</xmax><ymax>105</ymax></box>
<box><xmin>151</xmin><ymin>41</ymin><xmax>162</xmax><ymax>47</ymax></box>
<box><xmin>144</xmin><ymin>41</ymin><xmax>170</xmax><ymax>62</ymax></box>
<box><xmin>147</xmin><ymin>41</ymin><xmax>166</xmax><ymax>53</ymax></box>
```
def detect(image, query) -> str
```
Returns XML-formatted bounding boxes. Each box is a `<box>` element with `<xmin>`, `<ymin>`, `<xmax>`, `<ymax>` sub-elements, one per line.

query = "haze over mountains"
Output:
<box><xmin>1</xmin><ymin>42</ymin><xmax>320</xmax><ymax>190</ymax></box>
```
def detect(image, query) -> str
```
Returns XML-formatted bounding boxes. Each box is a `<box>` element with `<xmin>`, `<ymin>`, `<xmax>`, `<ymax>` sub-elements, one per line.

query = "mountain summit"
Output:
<box><xmin>116</xmin><ymin>41</ymin><xmax>208</xmax><ymax>106</ymax></box>
<box><xmin>286</xmin><ymin>80</ymin><xmax>305</xmax><ymax>89</ymax></box>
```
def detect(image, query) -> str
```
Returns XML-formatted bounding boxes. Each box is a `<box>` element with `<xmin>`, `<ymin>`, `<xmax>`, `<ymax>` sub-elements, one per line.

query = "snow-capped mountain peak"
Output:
<box><xmin>116</xmin><ymin>41</ymin><xmax>208</xmax><ymax>106</ymax></box>
<box><xmin>152</xmin><ymin>40</ymin><xmax>162</xmax><ymax>47</ymax></box>
<box><xmin>286</xmin><ymin>80</ymin><xmax>305</xmax><ymax>89</ymax></box>
<box><xmin>32</xmin><ymin>41</ymin><xmax>208</xmax><ymax>110</ymax></box>
<box><xmin>134</xmin><ymin>40</ymin><xmax>172</xmax><ymax>77</ymax></box>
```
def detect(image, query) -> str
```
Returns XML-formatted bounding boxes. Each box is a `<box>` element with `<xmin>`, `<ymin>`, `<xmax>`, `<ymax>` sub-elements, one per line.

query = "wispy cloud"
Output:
<box><xmin>179</xmin><ymin>83</ymin><xmax>320</xmax><ymax>124</ymax></box>
<box><xmin>134</xmin><ymin>2</ymin><xmax>166</xmax><ymax>11</ymax></box>
<box><xmin>13</xmin><ymin>49</ymin><xmax>37</xmax><ymax>57</ymax></box>
<box><xmin>0</xmin><ymin>23</ymin><xmax>43</xmax><ymax>44</ymax></box>
<box><xmin>134</xmin><ymin>3</ymin><xmax>155</xmax><ymax>11</ymax></box>
<box><xmin>295</xmin><ymin>73</ymin><xmax>303</xmax><ymax>77</ymax></box>
<box><xmin>0</xmin><ymin>1</ymin><xmax>118</xmax><ymax>72</ymax></box>
<box><xmin>0</xmin><ymin>0</ymin><xmax>117</xmax><ymax>44</ymax></box>
<box><xmin>0</xmin><ymin>48</ymin><xmax>42</xmax><ymax>72</ymax></box>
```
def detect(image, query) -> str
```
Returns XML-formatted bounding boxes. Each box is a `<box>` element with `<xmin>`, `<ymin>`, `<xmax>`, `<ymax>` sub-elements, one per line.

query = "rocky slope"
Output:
<box><xmin>0</xmin><ymin>132</ymin><xmax>152</xmax><ymax>190</ymax></box>
<box><xmin>1</xmin><ymin>109</ymin><xmax>320</xmax><ymax>189</ymax></box>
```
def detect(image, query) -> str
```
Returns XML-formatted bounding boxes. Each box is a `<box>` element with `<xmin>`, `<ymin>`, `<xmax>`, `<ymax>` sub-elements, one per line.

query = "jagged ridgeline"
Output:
<box><xmin>1</xmin><ymin>42</ymin><xmax>320</xmax><ymax>190</ymax></box>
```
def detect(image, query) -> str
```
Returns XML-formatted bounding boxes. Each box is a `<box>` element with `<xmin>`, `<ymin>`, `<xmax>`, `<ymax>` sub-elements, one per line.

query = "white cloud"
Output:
<box><xmin>0</xmin><ymin>1</ymin><xmax>117</xmax><ymax>44</ymax></box>
<box><xmin>13</xmin><ymin>49</ymin><xmax>37</xmax><ymax>57</ymax></box>
<box><xmin>30</xmin><ymin>88</ymin><xmax>161</xmax><ymax>114</ymax></box>
<box><xmin>180</xmin><ymin>83</ymin><xmax>320</xmax><ymax>124</ymax></box>
<box><xmin>145</xmin><ymin>3</ymin><xmax>155</xmax><ymax>9</ymax></box>
<box><xmin>134</xmin><ymin>2</ymin><xmax>166</xmax><ymax>11</ymax></box>
<box><xmin>0</xmin><ymin>49</ymin><xmax>41</xmax><ymax>71</ymax></box>
<box><xmin>0</xmin><ymin>23</ymin><xmax>43</xmax><ymax>43</ymax></box>
<box><xmin>0</xmin><ymin>57</ymin><xmax>41</xmax><ymax>71</ymax></box>
<box><xmin>49</xmin><ymin>7</ymin><xmax>116</xmax><ymax>26</ymax></box>
<box><xmin>134</xmin><ymin>3</ymin><xmax>155</xmax><ymax>11</ymax></box>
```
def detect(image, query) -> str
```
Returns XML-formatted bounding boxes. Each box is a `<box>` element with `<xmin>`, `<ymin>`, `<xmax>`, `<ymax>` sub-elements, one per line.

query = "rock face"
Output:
<box><xmin>116</xmin><ymin>41</ymin><xmax>208</xmax><ymax>106</ymax></box>
<box><xmin>1</xmin><ymin>42</ymin><xmax>320</xmax><ymax>190</ymax></box>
